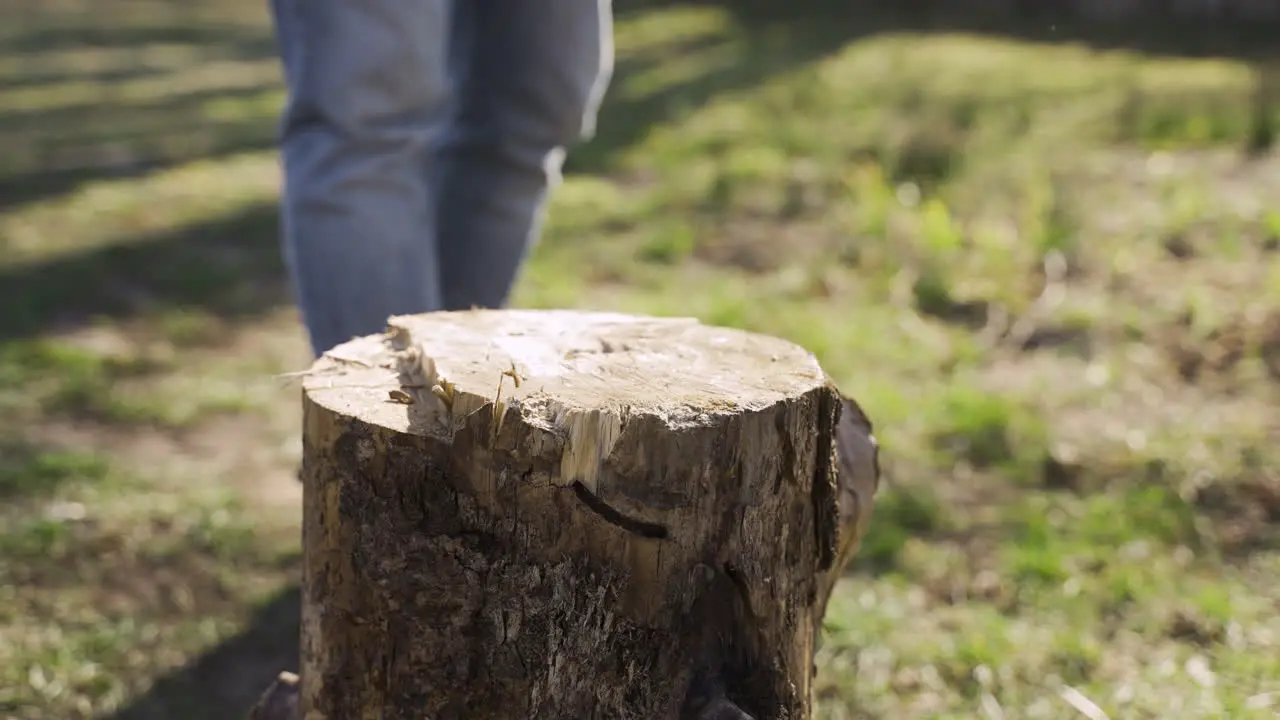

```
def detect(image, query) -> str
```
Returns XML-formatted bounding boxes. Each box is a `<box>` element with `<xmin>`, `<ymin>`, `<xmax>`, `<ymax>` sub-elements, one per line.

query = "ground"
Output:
<box><xmin>1</xmin><ymin>1</ymin><xmax>1278</xmax><ymax>718</ymax></box>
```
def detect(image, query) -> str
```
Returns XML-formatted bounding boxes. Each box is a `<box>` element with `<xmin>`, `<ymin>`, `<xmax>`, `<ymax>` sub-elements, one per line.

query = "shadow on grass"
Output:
<box><xmin>0</xmin><ymin>112</ymin><xmax>278</xmax><ymax>214</ymax></box>
<box><xmin>0</xmin><ymin>0</ymin><xmax>1271</xmax><ymax>381</ymax></box>
<box><xmin>2</xmin><ymin>0</ymin><xmax>1277</xmax><ymax>208</ymax></box>
<box><xmin>0</xmin><ymin>0</ymin><xmax>280</xmax><ymax>210</ymax></box>
<box><xmin>105</xmin><ymin>586</ymin><xmax>301</xmax><ymax>720</ymax></box>
<box><xmin>679</xmin><ymin>0</ymin><xmax>1280</xmax><ymax>60</ymax></box>
<box><xmin>2</xmin><ymin>23</ymin><xmax>275</xmax><ymax>57</ymax></box>
<box><xmin>0</xmin><ymin>202</ymin><xmax>287</xmax><ymax>343</ymax></box>
<box><xmin>0</xmin><ymin>436</ymin><xmax>111</xmax><ymax>500</ymax></box>
<box><xmin>1</xmin><ymin>3</ymin><xmax>868</xmax><ymax>339</ymax></box>
<box><xmin>567</xmin><ymin>4</ymin><xmax>887</xmax><ymax>175</ymax></box>
<box><xmin>583</xmin><ymin>0</ymin><xmax>1280</xmax><ymax>169</ymax></box>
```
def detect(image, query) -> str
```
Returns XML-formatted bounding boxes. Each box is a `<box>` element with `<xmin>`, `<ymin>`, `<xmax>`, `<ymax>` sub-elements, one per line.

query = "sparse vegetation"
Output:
<box><xmin>1</xmin><ymin>1</ymin><xmax>1278</xmax><ymax>718</ymax></box>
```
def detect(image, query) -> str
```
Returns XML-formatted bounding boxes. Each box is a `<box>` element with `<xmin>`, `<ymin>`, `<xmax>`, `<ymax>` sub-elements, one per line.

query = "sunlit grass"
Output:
<box><xmin>1</xmin><ymin>1</ymin><xmax>1277</xmax><ymax>717</ymax></box>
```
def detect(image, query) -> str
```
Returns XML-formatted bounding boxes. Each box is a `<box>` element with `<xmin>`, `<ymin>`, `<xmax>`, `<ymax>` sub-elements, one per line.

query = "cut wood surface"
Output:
<box><xmin>294</xmin><ymin>310</ymin><xmax>879</xmax><ymax>720</ymax></box>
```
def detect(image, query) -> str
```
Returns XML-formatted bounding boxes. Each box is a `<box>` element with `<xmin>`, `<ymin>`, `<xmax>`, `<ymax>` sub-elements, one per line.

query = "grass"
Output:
<box><xmin>1</xmin><ymin>0</ymin><xmax>1279</xmax><ymax>717</ymax></box>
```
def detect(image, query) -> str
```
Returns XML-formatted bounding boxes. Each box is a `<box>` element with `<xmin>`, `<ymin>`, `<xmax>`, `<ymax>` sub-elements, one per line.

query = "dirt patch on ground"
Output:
<box><xmin>24</xmin><ymin>411</ymin><xmax>303</xmax><ymax>513</ymax></box>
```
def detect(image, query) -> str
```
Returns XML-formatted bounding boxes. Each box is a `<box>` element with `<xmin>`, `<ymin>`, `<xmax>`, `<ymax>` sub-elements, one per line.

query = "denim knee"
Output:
<box><xmin>452</xmin><ymin>0</ymin><xmax>613</xmax><ymax>170</ymax></box>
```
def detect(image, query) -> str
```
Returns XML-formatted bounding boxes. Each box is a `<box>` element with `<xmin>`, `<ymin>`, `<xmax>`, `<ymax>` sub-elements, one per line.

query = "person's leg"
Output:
<box><xmin>434</xmin><ymin>0</ymin><xmax>614</xmax><ymax>311</ymax></box>
<box><xmin>270</xmin><ymin>0</ymin><xmax>453</xmax><ymax>356</ymax></box>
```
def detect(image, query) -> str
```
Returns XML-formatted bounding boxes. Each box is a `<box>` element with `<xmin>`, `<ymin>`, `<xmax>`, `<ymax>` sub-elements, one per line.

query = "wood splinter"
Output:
<box><xmin>247</xmin><ymin>671</ymin><xmax>299</xmax><ymax>720</ymax></box>
<box><xmin>287</xmin><ymin>309</ymin><xmax>880</xmax><ymax>719</ymax></box>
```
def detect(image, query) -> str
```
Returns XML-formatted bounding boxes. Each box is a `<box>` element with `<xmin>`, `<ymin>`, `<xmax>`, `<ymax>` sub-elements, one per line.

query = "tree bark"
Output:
<box><xmin>294</xmin><ymin>310</ymin><xmax>879</xmax><ymax>720</ymax></box>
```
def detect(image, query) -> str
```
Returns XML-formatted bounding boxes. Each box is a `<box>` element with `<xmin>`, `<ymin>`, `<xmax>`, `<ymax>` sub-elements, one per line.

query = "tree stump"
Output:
<box><xmin>296</xmin><ymin>310</ymin><xmax>879</xmax><ymax>720</ymax></box>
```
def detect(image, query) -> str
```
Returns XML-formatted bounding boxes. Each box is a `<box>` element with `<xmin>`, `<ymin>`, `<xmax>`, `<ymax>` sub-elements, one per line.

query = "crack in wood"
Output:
<box><xmin>571</xmin><ymin>481</ymin><xmax>669</xmax><ymax>539</ymax></box>
<box><xmin>720</xmin><ymin>562</ymin><xmax>757</xmax><ymax>626</ymax></box>
<box><xmin>810</xmin><ymin>390</ymin><xmax>839</xmax><ymax>571</ymax></box>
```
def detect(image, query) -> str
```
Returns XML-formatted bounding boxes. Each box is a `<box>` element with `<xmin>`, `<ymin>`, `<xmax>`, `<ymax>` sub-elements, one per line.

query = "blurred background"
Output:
<box><xmin>2</xmin><ymin>0</ymin><xmax>1278</xmax><ymax>718</ymax></box>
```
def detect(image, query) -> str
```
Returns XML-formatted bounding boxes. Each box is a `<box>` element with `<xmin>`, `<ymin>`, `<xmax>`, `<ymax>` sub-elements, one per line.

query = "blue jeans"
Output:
<box><xmin>269</xmin><ymin>0</ymin><xmax>614</xmax><ymax>355</ymax></box>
